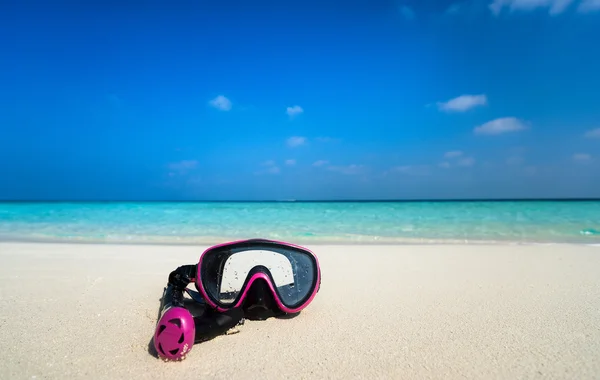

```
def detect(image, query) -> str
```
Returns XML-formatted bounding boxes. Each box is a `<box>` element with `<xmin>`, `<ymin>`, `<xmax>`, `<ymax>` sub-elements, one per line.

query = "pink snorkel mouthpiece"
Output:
<box><xmin>154</xmin><ymin>285</ymin><xmax>196</xmax><ymax>361</ymax></box>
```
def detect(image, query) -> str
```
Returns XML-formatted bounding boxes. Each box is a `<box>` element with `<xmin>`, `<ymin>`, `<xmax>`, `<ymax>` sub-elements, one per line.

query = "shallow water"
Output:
<box><xmin>0</xmin><ymin>201</ymin><xmax>599</xmax><ymax>245</ymax></box>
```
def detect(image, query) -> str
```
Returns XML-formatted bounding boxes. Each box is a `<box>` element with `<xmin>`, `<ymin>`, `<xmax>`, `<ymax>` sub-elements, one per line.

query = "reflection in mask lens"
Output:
<box><xmin>212</xmin><ymin>247</ymin><xmax>315</xmax><ymax>307</ymax></box>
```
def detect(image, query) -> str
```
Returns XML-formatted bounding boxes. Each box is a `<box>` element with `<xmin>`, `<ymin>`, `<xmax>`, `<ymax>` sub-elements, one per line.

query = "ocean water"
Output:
<box><xmin>0</xmin><ymin>201</ymin><xmax>599</xmax><ymax>245</ymax></box>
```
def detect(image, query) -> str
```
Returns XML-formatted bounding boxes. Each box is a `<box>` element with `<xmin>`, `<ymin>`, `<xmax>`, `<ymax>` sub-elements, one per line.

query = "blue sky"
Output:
<box><xmin>1</xmin><ymin>0</ymin><xmax>600</xmax><ymax>200</ymax></box>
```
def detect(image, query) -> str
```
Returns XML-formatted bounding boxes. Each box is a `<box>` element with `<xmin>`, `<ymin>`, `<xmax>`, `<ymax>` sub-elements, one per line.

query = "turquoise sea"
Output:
<box><xmin>0</xmin><ymin>201</ymin><xmax>599</xmax><ymax>245</ymax></box>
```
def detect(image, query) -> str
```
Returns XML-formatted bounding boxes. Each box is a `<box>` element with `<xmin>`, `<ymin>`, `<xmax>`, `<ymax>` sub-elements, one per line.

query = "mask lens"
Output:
<box><xmin>200</xmin><ymin>242</ymin><xmax>317</xmax><ymax>308</ymax></box>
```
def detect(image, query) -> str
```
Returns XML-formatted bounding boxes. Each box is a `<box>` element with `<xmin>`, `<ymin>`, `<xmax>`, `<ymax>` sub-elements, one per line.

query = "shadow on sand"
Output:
<box><xmin>147</xmin><ymin>290</ymin><xmax>300</xmax><ymax>359</ymax></box>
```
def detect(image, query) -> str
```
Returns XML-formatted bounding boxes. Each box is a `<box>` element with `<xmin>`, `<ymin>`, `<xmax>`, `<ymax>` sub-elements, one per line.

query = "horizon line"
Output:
<box><xmin>1</xmin><ymin>197</ymin><xmax>600</xmax><ymax>203</ymax></box>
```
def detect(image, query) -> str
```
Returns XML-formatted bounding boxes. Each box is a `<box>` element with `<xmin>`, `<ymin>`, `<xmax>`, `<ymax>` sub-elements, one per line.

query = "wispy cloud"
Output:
<box><xmin>573</xmin><ymin>153</ymin><xmax>592</xmax><ymax>162</ymax></box>
<box><xmin>286</xmin><ymin>105</ymin><xmax>304</xmax><ymax>118</ymax></box>
<box><xmin>578</xmin><ymin>0</ymin><xmax>600</xmax><ymax>12</ymax></box>
<box><xmin>208</xmin><ymin>95</ymin><xmax>232</xmax><ymax>111</ymax></box>
<box><xmin>439</xmin><ymin>152</ymin><xmax>475</xmax><ymax>168</ymax></box>
<box><xmin>168</xmin><ymin>160</ymin><xmax>199</xmax><ymax>174</ymax></box>
<box><xmin>388</xmin><ymin>165</ymin><xmax>431</xmax><ymax>176</ymax></box>
<box><xmin>437</xmin><ymin>94</ymin><xmax>488</xmax><ymax>112</ymax></box>
<box><xmin>474</xmin><ymin>117</ymin><xmax>527</xmax><ymax>135</ymax></box>
<box><xmin>285</xmin><ymin>159</ymin><xmax>296</xmax><ymax>166</ymax></box>
<box><xmin>313</xmin><ymin>160</ymin><xmax>366</xmax><ymax>175</ymax></box>
<box><xmin>446</xmin><ymin>3</ymin><xmax>462</xmax><ymax>14</ymax></box>
<box><xmin>584</xmin><ymin>128</ymin><xmax>600</xmax><ymax>138</ymax></box>
<box><xmin>441</xmin><ymin>150</ymin><xmax>475</xmax><ymax>167</ymax></box>
<box><xmin>164</xmin><ymin>160</ymin><xmax>201</xmax><ymax>189</ymax></box>
<box><xmin>327</xmin><ymin>164</ymin><xmax>366</xmax><ymax>175</ymax></box>
<box><xmin>399</xmin><ymin>5</ymin><xmax>416</xmax><ymax>19</ymax></box>
<box><xmin>489</xmin><ymin>0</ymin><xmax>576</xmax><ymax>16</ymax></box>
<box><xmin>256</xmin><ymin>160</ymin><xmax>280</xmax><ymax>175</ymax></box>
<box><xmin>444</xmin><ymin>151</ymin><xmax>464</xmax><ymax>158</ymax></box>
<box><xmin>457</xmin><ymin>157</ymin><xmax>476</xmax><ymax>167</ymax></box>
<box><xmin>286</xmin><ymin>136</ymin><xmax>306</xmax><ymax>147</ymax></box>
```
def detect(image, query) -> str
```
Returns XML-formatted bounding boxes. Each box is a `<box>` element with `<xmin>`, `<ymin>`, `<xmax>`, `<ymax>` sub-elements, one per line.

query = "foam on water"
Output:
<box><xmin>0</xmin><ymin>201</ymin><xmax>599</xmax><ymax>245</ymax></box>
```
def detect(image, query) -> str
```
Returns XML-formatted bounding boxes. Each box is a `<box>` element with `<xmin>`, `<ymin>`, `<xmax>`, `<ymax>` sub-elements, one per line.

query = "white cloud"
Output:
<box><xmin>399</xmin><ymin>5</ymin><xmax>416</xmax><ymax>19</ymax></box>
<box><xmin>327</xmin><ymin>164</ymin><xmax>366</xmax><ymax>175</ymax></box>
<box><xmin>208</xmin><ymin>95</ymin><xmax>232</xmax><ymax>111</ymax></box>
<box><xmin>168</xmin><ymin>160</ymin><xmax>198</xmax><ymax>173</ymax></box>
<box><xmin>286</xmin><ymin>136</ymin><xmax>306</xmax><ymax>147</ymax></box>
<box><xmin>444</xmin><ymin>150</ymin><xmax>464</xmax><ymax>158</ymax></box>
<box><xmin>573</xmin><ymin>153</ymin><xmax>592</xmax><ymax>162</ymax></box>
<box><xmin>437</xmin><ymin>94</ymin><xmax>488</xmax><ymax>112</ymax></box>
<box><xmin>439</xmin><ymin>162</ymin><xmax>451</xmax><ymax>168</ymax></box>
<box><xmin>578</xmin><ymin>0</ymin><xmax>600</xmax><ymax>12</ymax></box>
<box><xmin>313</xmin><ymin>160</ymin><xmax>329</xmax><ymax>167</ymax></box>
<box><xmin>285</xmin><ymin>159</ymin><xmax>296</xmax><ymax>166</ymax></box>
<box><xmin>584</xmin><ymin>128</ymin><xmax>600</xmax><ymax>138</ymax></box>
<box><xmin>489</xmin><ymin>0</ymin><xmax>576</xmax><ymax>15</ymax></box>
<box><xmin>474</xmin><ymin>117</ymin><xmax>527</xmax><ymax>135</ymax></box>
<box><xmin>286</xmin><ymin>105</ymin><xmax>304</xmax><ymax>118</ymax></box>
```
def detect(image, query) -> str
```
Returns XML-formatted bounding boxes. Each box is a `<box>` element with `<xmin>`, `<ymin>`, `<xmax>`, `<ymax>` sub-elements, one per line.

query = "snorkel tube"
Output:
<box><xmin>153</xmin><ymin>264</ymin><xmax>246</xmax><ymax>361</ymax></box>
<box><xmin>153</xmin><ymin>276</ymin><xmax>196</xmax><ymax>361</ymax></box>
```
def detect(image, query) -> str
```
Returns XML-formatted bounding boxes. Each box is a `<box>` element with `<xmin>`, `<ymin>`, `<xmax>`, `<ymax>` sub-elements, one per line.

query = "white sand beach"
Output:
<box><xmin>1</xmin><ymin>242</ymin><xmax>599</xmax><ymax>380</ymax></box>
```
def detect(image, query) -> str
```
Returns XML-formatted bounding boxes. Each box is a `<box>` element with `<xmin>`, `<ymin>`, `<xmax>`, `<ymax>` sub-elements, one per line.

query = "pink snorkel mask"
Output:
<box><xmin>153</xmin><ymin>239</ymin><xmax>321</xmax><ymax>361</ymax></box>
